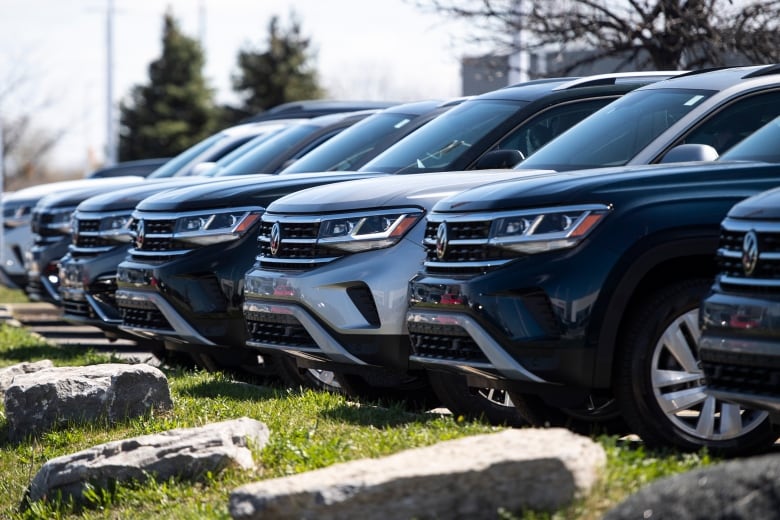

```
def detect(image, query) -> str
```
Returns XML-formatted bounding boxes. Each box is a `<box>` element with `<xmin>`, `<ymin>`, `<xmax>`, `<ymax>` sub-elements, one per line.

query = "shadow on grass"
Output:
<box><xmin>317</xmin><ymin>400</ymin><xmax>445</xmax><ymax>428</ymax></box>
<box><xmin>0</xmin><ymin>343</ymin><xmax>107</xmax><ymax>365</ymax></box>
<box><xmin>176</xmin><ymin>377</ymin><xmax>281</xmax><ymax>402</ymax></box>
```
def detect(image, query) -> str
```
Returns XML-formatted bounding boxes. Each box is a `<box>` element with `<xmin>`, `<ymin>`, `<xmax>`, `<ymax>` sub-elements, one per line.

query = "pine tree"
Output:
<box><xmin>227</xmin><ymin>13</ymin><xmax>325</xmax><ymax>123</ymax></box>
<box><xmin>118</xmin><ymin>11</ymin><xmax>218</xmax><ymax>161</ymax></box>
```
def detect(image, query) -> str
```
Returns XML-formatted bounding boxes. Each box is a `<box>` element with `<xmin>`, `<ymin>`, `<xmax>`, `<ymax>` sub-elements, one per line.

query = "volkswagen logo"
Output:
<box><xmin>135</xmin><ymin>219</ymin><xmax>145</xmax><ymax>250</ymax></box>
<box><xmin>435</xmin><ymin>222</ymin><xmax>448</xmax><ymax>260</ymax></box>
<box><xmin>742</xmin><ymin>229</ymin><xmax>759</xmax><ymax>276</ymax></box>
<box><xmin>269</xmin><ymin>222</ymin><xmax>281</xmax><ymax>256</ymax></box>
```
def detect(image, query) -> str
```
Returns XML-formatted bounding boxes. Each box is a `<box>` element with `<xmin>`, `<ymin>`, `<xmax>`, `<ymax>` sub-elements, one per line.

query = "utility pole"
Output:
<box><xmin>105</xmin><ymin>0</ymin><xmax>117</xmax><ymax>166</ymax></box>
<box><xmin>198</xmin><ymin>0</ymin><xmax>207</xmax><ymax>46</ymax></box>
<box><xmin>508</xmin><ymin>0</ymin><xmax>529</xmax><ymax>84</ymax></box>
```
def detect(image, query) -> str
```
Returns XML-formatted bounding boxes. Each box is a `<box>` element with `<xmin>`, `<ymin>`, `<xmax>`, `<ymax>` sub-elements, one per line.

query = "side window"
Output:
<box><xmin>494</xmin><ymin>98</ymin><xmax>616</xmax><ymax>158</ymax></box>
<box><xmin>679</xmin><ymin>91</ymin><xmax>780</xmax><ymax>155</ymax></box>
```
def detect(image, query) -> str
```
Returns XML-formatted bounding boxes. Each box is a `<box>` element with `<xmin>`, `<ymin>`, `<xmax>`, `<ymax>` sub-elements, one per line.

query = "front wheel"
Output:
<box><xmin>615</xmin><ymin>280</ymin><xmax>777</xmax><ymax>456</ymax></box>
<box><xmin>427</xmin><ymin>370</ymin><xmax>529</xmax><ymax>427</ymax></box>
<box><xmin>270</xmin><ymin>354</ymin><xmax>346</xmax><ymax>393</ymax></box>
<box><xmin>507</xmin><ymin>391</ymin><xmax>628</xmax><ymax>436</ymax></box>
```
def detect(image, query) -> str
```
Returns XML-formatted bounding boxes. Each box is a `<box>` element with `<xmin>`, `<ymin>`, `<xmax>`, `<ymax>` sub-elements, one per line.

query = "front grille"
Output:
<box><xmin>702</xmin><ymin>348</ymin><xmax>780</xmax><ymax>397</ymax></box>
<box><xmin>422</xmin><ymin>216</ymin><xmax>516</xmax><ymax>276</ymax></box>
<box><xmin>117</xmin><ymin>299</ymin><xmax>173</xmax><ymax>331</ymax></box>
<box><xmin>61</xmin><ymin>297</ymin><xmax>90</xmax><ymax>318</ymax></box>
<box><xmin>257</xmin><ymin>216</ymin><xmax>343</xmax><ymax>271</ymax></box>
<box><xmin>245</xmin><ymin>310</ymin><xmax>317</xmax><ymax>348</ymax></box>
<box><xmin>128</xmin><ymin>214</ymin><xmax>192</xmax><ymax>261</ymax></box>
<box><xmin>408</xmin><ymin>321</ymin><xmax>489</xmax><ymax>363</ymax></box>
<box><xmin>715</xmin><ymin>218</ymin><xmax>780</xmax><ymax>293</ymax></box>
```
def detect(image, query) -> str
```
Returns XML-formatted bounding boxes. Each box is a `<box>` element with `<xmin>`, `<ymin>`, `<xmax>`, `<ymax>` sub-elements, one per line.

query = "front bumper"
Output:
<box><xmin>115</xmin><ymin>236</ymin><xmax>257</xmax><ymax>348</ymax></box>
<box><xmin>0</xmin><ymin>224</ymin><xmax>34</xmax><ymax>289</ymax></box>
<box><xmin>243</xmin><ymin>236</ymin><xmax>425</xmax><ymax>371</ymax></box>
<box><xmin>405</xmin><ymin>252</ymin><xmax>607</xmax><ymax>394</ymax></box>
<box><xmin>700</xmin><ymin>288</ymin><xmax>780</xmax><ymax>414</ymax></box>
<box><xmin>25</xmin><ymin>237</ymin><xmax>70</xmax><ymax>303</ymax></box>
<box><xmin>59</xmin><ymin>246</ymin><xmax>129</xmax><ymax>332</ymax></box>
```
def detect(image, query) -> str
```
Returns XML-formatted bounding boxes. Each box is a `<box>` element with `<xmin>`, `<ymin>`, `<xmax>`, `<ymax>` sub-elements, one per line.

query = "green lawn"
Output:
<box><xmin>0</xmin><ymin>287</ymin><xmax>712</xmax><ymax>519</ymax></box>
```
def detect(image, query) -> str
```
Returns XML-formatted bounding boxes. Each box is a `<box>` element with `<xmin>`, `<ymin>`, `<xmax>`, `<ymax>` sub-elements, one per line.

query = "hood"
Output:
<box><xmin>34</xmin><ymin>178</ymin><xmax>150</xmax><ymax>210</ymax></box>
<box><xmin>76</xmin><ymin>177</ymin><xmax>229</xmax><ymax>212</ymax></box>
<box><xmin>433</xmin><ymin>161</ymin><xmax>771</xmax><ymax>212</ymax></box>
<box><xmin>135</xmin><ymin>172</ymin><xmax>387</xmax><ymax>213</ymax></box>
<box><xmin>5</xmin><ymin>176</ymin><xmax>145</xmax><ymax>204</ymax></box>
<box><xmin>727</xmin><ymin>184</ymin><xmax>780</xmax><ymax>220</ymax></box>
<box><xmin>265</xmin><ymin>169</ymin><xmax>556</xmax><ymax>214</ymax></box>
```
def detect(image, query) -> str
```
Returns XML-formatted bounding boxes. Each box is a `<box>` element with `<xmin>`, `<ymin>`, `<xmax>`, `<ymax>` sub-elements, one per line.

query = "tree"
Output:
<box><xmin>0</xmin><ymin>59</ymin><xmax>65</xmax><ymax>187</ymax></box>
<box><xmin>415</xmin><ymin>0</ymin><xmax>780</xmax><ymax>75</ymax></box>
<box><xmin>118</xmin><ymin>11</ymin><xmax>218</xmax><ymax>161</ymax></box>
<box><xmin>227</xmin><ymin>12</ymin><xmax>325</xmax><ymax>123</ymax></box>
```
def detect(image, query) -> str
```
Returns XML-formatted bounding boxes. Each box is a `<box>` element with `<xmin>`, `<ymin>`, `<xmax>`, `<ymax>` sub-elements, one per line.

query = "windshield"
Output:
<box><xmin>214</xmin><ymin>124</ymin><xmax>319</xmax><ymax>175</ymax></box>
<box><xmin>720</xmin><ymin>116</ymin><xmax>780</xmax><ymax>163</ymax></box>
<box><xmin>282</xmin><ymin>112</ymin><xmax>418</xmax><ymax>173</ymax></box>
<box><xmin>518</xmin><ymin>89</ymin><xmax>714</xmax><ymax>171</ymax></box>
<box><xmin>146</xmin><ymin>133</ymin><xmax>225</xmax><ymax>178</ymax></box>
<box><xmin>200</xmin><ymin>128</ymin><xmax>290</xmax><ymax>176</ymax></box>
<box><xmin>359</xmin><ymin>99</ymin><xmax>528</xmax><ymax>174</ymax></box>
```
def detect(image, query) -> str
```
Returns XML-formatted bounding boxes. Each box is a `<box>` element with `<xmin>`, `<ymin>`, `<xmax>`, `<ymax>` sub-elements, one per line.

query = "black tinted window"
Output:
<box><xmin>493</xmin><ymin>98</ymin><xmax>617</xmax><ymax>158</ymax></box>
<box><xmin>519</xmin><ymin>89</ymin><xmax>713</xmax><ymax>171</ymax></box>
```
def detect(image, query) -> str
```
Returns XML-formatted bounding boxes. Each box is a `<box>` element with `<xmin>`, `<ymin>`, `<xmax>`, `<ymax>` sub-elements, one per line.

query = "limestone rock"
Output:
<box><xmin>604</xmin><ymin>452</ymin><xmax>780</xmax><ymax>520</ymax></box>
<box><xmin>4</xmin><ymin>363</ymin><xmax>172</xmax><ymax>440</ymax></box>
<box><xmin>0</xmin><ymin>360</ymin><xmax>54</xmax><ymax>400</ymax></box>
<box><xmin>26</xmin><ymin>417</ymin><xmax>270</xmax><ymax>505</ymax></box>
<box><xmin>230</xmin><ymin>427</ymin><xmax>605</xmax><ymax>520</ymax></box>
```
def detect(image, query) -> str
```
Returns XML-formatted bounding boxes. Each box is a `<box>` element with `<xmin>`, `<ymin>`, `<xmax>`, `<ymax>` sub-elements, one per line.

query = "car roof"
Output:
<box><xmin>639</xmin><ymin>64</ymin><xmax>780</xmax><ymax>91</ymax></box>
<box><xmin>244</xmin><ymin>100</ymin><xmax>399</xmax><ymax>122</ymax></box>
<box><xmin>478</xmin><ymin>71</ymin><xmax>684</xmax><ymax>102</ymax></box>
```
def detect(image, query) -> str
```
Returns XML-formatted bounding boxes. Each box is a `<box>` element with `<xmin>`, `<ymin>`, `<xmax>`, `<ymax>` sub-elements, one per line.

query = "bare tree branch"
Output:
<box><xmin>412</xmin><ymin>0</ymin><xmax>780</xmax><ymax>75</ymax></box>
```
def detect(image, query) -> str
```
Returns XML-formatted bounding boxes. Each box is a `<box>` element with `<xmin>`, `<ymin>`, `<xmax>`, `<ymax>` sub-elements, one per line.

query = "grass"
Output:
<box><xmin>0</xmin><ymin>285</ymin><xmax>715</xmax><ymax>519</ymax></box>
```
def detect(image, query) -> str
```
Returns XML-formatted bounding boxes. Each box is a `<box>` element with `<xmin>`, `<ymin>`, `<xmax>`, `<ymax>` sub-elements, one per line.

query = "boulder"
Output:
<box><xmin>25</xmin><ymin>417</ymin><xmax>270</xmax><ymax>505</ymax></box>
<box><xmin>4</xmin><ymin>363</ymin><xmax>172</xmax><ymax>440</ymax></box>
<box><xmin>230</xmin><ymin>427</ymin><xmax>605</xmax><ymax>520</ymax></box>
<box><xmin>604</xmin><ymin>452</ymin><xmax>780</xmax><ymax>520</ymax></box>
<box><xmin>0</xmin><ymin>360</ymin><xmax>54</xmax><ymax>400</ymax></box>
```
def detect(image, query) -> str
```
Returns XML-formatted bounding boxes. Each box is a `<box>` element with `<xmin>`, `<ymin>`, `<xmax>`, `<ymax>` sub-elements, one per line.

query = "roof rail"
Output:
<box><xmin>503</xmin><ymin>77</ymin><xmax>579</xmax><ymax>89</ymax></box>
<box><xmin>742</xmin><ymin>63</ymin><xmax>780</xmax><ymax>79</ymax></box>
<box><xmin>670</xmin><ymin>66</ymin><xmax>744</xmax><ymax>80</ymax></box>
<box><xmin>555</xmin><ymin>71</ymin><xmax>684</xmax><ymax>90</ymax></box>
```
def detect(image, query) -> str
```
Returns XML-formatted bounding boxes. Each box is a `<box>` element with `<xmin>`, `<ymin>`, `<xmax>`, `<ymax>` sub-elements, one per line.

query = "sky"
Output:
<box><xmin>0</xmin><ymin>0</ymin><xmax>470</xmax><ymax>172</ymax></box>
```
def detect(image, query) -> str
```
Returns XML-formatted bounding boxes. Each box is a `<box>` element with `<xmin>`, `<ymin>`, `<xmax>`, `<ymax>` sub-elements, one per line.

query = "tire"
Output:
<box><xmin>507</xmin><ymin>391</ymin><xmax>628</xmax><ymax>436</ymax></box>
<box><xmin>270</xmin><ymin>355</ymin><xmax>346</xmax><ymax>393</ymax></box>
<box><xmin>615</xmin><ymin>279</ymin><xmax>777</xmax><ymax>456</ymax></box>
<box><xmin>334</xmin><ymin>371</ymin><xmax>441</xmax><ymax>412</ymax></box>
<box><xmin>428</xmin><ymin>370</ymin><xmax>529</xmax><ymax>427</ymax></box>
<box><xmin>191</xmin><ymin>350</ymin><xmax>280</xmax><ymax>383</ymax></box>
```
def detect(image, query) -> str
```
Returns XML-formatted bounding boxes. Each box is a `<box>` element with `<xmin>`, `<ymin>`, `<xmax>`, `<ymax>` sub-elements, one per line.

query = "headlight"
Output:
<box><xmin>174</xmin><ymin>208</ymin><xmax>262</xmax><ymax>245</ymax></box>
<box><xmin>318</xmin><ymin>208</ymin><xmax>423</xmax><ymax>252</ymax></box>
<box><xmin>490</xmin><ymin>204</ymin><xmax>609</xmax><ymax>253</ymax></box>
<box><xmin>100</xmin><ymin>214</ymin><xmax>134</xmax><ymax>243</ymax></box>
<box><xmin>3</xmin><ymin>204</ymin><xmax>32</xmax><ymax>228</ymax></box>
<box><xmin>35</xmin><ymin>207</ymin><xmax>76</xmax><ymax>234</ymax></box>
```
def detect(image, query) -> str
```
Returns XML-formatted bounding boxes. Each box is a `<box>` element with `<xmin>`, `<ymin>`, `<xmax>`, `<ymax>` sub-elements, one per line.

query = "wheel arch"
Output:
<box><xmin>590</xmin><ymin>234</ymin><xmax>719</xmax><ymax>388</ymax></box>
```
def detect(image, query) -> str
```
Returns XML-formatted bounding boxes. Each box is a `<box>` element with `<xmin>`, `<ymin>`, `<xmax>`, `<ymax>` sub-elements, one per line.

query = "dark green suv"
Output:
<box><xmin>408</xmin><ymin>108</ymin><xmax>780</xmax><ymax>456</ymax></box>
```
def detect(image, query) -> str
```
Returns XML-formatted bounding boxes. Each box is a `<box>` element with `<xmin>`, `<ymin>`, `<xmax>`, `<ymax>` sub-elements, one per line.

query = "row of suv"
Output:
<box><xmin>51</xmin><ymin>73</ymin><xmax>668</xmax><ymax>391</ymax></box>
<box><xmin>11</xmin><ymin>65</ymin><xmax>780</xmax><ymax>457</ymax></box>
<box><xmin>240</xmin><ymin>65</ymin><xmax>780</xmax><ymax>455</ymax></box>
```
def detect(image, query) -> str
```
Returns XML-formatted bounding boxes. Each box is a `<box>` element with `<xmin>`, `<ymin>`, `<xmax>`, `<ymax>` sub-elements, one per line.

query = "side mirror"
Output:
<box><xmin>474</xmin><ymin>149</ymin><xmax>525</xmax><ymax>170</ymax></box>
<box><xmin>660</xmin><ymin>144</ymin><xmax>719</xmax><ymax>164</ymax></box>
<box><xmin>190</xmin><ymin>161</ymin><xmax>219</xmax><ymax>176</ymax></box>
